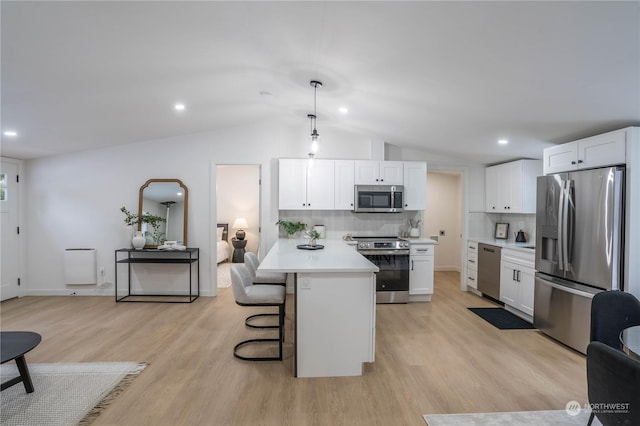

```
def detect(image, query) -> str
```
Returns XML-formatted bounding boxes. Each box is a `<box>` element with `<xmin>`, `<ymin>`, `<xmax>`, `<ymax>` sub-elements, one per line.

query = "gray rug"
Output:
<box><xmin>424</xmin><ymin>409</ymin><xmax>602</xmax><ymax>425</ymax></box>
<box><xmin>1</xmin><ymin>362</ymin><xmax>146</xmax><ymax>426</ymax></box>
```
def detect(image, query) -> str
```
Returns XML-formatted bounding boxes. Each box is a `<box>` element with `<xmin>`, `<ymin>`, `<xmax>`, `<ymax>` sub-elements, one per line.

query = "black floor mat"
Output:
<box><xmin>468</xmin><ymin>307</ymin><xmax>535</xmax><ymax>330</ymax></box>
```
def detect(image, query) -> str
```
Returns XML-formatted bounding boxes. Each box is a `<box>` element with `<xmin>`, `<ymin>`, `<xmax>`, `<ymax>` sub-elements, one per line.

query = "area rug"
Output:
<box><xmin>424</xmin><ymin>409</ymin><xmax>602</xmax><ymax>425</ymax></box>
<box><xmin>468</xmin><ymin>307</ymin><xmax>535</xmax><ymax>330</ymax></box>
<box><xmin>217</xmin><ymin>262</ymin><xmax>232</xmax><ymax>288</ymax></box>
<box><xmin>0</xmin><ymin>362</ymin><xmax>147</xmax><ymax>426</ymax></box>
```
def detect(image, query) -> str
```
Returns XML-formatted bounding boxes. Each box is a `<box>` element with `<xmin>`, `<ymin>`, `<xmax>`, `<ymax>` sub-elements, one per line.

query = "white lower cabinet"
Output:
<box><xmin>466</xmin><ymin>241</ymin><xmax>478</xmax><ymax>290</ymax></box>
<box><xmin>409</xmin><ymin>243</ymin><xmax>434</xmax><ymax>302</ymax></box>
<box><xmin>500</xmin><ymin>249</ymin><xmax>535</xmax><ymax>318</ymax></box>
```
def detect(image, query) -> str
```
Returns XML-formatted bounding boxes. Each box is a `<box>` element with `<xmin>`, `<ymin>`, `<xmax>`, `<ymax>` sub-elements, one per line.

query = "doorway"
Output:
<box><xmin>425</xmin><ymin>170</ymin><xmax>463</xmax><ymax>273</ymax></box>
<box><xmin>1</xmin><ymin>159</ymin><xmax>21</xmax><ymax>301</ymax></box>
<box><xmin>215</xmin><ymin>164</ymin><xmax>261</xmax><ymax>289</ymax></box>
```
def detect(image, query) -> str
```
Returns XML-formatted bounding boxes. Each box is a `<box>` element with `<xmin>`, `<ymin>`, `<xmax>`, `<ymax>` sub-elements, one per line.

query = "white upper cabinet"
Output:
<box><xmin>354</xmin><ymin>160</ymin><xmax>404</xmax><ymax>185</ymax></box>
<box><xmin>543</xmin><ymin>129</ymin><xmax>626</xmax><ymax>175</ymax></box>
<box><xmin>279</xmin><ymin>159</ymin><xmax>308</xmax><ymax>210</ymax></box>
<box><xmin>279</xmin><ymin>159</ymin><xmax>335</xmax><ymax>210</ymax></box>
<box><xmin>334</xmin><ymin>160</ymin><xmax>355</xmax><ymax>210</ymax></box>
<box><xmin>403</xmin><ymin>162</ymin><xmax>427</xmax><ymax>210</ymax></box>
<box><xmin>485</xmin><ymin>159</ymin><xmax>541</xmax><ymax>214</ymax></box>
<box><xmin>279</xmin><ymin>158</ymin><xmax>427</xmax><ymax>211</ymax></box>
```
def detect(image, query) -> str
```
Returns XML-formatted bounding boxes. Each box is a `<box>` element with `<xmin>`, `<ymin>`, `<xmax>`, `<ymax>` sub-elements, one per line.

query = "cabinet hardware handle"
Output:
<box><xmin>469</xmin><ymin>260</ymin><xmax>475</xmax><ymax>263</ymax></box>
<box><xmin>468</xmin><ymin>277</ymin><xmax>475</xmax><ymax>281</ymax></box>
<box><xmin>411</xmin><ymin>260</ymin><xmax>414</xmax><ymax>271</ymax></box>
<box><xmin>513</xmin><ymin>270</ymin><xmax>517</xmax><ymax>281</ymax></box>
<box><xmin>517</xmin><ymin>270</ymin><xmax>521</xmax><ymax>282</ymax></box>
<box><xmin>571</xmin><ymin>161</ymin><xmax>577</xmax><ymax>165</ymax></box>
<box><xmin>376</xmin><ymin>179</ymin><xmax>379</xmax><ymax>182</ymax></box>
<box><xmin>578</xmin><ymin>160</ymin><xmax>583</xmax><ymax>164</ymax></box>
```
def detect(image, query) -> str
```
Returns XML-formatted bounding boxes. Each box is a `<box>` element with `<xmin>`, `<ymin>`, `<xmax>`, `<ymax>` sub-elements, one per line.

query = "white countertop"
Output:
<box><xmin>469</xmin><ymin>238</ymin><xmax>535</xmax><ymax>254</ymax></box>
<box><xmin>259</xmin><ymin>239</ymin><xmax>379</xmax><ymax>273</ymax></box>
<box><xmin>404</xmin><ymin>238</ymin><xmax>438</xmax><ymax>244</ymax></box>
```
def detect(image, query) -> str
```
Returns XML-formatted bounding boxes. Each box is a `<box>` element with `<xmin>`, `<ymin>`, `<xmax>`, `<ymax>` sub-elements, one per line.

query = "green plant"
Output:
<box><xmin>308</xmin><ymin>229</ymin><xmax>321</xmax><ymax>240</ymax></box>
<box><xmin>121</xmin><ymin>206</ymin><xmax>167</xmax><ymax>244</ymax></box>
<box><xmin>120</xmin><ymin>206</ymin><xmax>139</xmax><ymax>226</ymax></box>
<box><xmin>142</xmin><ymin>212</ymin><xmax>167</xmax><ymax>244</ymax></box>
<box><xmin>276</xmin><ymin>220</ymin><xmax>307</xmax><ymax>236</ymax></box>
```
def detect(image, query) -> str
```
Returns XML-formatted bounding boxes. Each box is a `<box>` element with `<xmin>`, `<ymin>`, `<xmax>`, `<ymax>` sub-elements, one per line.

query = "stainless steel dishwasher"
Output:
<box><xmin>478</xmin><ymin>243</ymin><xmax>501</xmax><ymax>300</ymax></box>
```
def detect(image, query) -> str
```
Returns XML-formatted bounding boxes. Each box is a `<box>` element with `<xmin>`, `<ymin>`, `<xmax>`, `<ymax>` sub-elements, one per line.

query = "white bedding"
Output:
<box><xmin>217</xmin><ymin>240</ymin><xmax>230</xmax><ymax>264</ymax></box>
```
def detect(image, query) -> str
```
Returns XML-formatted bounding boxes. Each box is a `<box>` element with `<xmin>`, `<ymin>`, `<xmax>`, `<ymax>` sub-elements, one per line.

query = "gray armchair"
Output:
<box><xmin>590</xmin><ymin>290</ymin><xmax>640</xmax><ymax>350</ymax></box>
<box><xmin>587</xmin><ymin>341</ymin><xmax>640</xmax><ymax>426</ymax></box>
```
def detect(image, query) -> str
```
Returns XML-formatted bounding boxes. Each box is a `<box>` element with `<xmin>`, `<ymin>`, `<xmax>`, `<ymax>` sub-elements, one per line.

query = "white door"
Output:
<box><xmin>403</xmin><ymin>162</ymin><xmax>427</xmax><ymax>210</ymax></box>
<box><xmin>1</xmin><ymin>160</ymin><xmax>20</xmax><ymax>301</ymax></box>
<box><xmin>379</xmin><ymin>161</ymin><xmax>404</xmax><ymax>185</ymax></box>
<box><xmin>485</xmin><ymin>165</ymin><xmax>498</xmax><ymax>212</ymax></box>
<box><xmin>334</xmin><ymin>160</ymin><xmax>355</xmax><ymax>210</ymax></box>
<box><xmin>307</xmin><ymin>160</ymin><xmax>335</xmax><ymax>209</ymax></box>
<box><xmin>354</xmin><ymin>160</ymin><xmax>380</xmax><ymax>185</ymax></box>
<box><xmin>278</xmin><ymin>159</ymin><xmax>308</xmax><ymax>209</ymax></box>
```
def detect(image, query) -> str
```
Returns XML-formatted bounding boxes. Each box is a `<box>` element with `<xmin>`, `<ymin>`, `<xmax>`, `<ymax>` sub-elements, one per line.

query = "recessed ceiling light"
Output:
<box><xmin>174</xmin><ymin>103</ymin><xmax>186</xmax><ymax>111</ymax></box>
<box><xmin>339</xmin><ymin>106</ymin><xmax>349</xmax><ymax>114</ymax></box>
<box><xmin>3</xmin><ymin>130</ymin><xmax>17</xmax><ymax>137</ymax></box>
<box><xmin>498</xmin><ymin>139</ymin><xmax>509</xmax><ymax>145</ymax></box>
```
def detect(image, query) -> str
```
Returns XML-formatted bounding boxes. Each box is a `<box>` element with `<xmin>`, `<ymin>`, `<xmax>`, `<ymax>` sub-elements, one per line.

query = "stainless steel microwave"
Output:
<box><xmin>354</xmin><ymin>185</ymin><xmax>404</xmax><ymax>213</ymax></box>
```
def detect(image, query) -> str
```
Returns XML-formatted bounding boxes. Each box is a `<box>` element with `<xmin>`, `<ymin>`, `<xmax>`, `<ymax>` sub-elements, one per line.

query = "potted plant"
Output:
<box><xmin>276</xmin><ymin>220</ymin><xmax>307</xmax><ymax>238</ymax></box>
<box><xmin>307</xmin><ymin>229</ymin><xmax>321</xmax><ymax>246</ymax></box>
<box><xmin>121</xmin><ymin>207</ymin><xmax>167</xmax><ymax>247</ymax></box>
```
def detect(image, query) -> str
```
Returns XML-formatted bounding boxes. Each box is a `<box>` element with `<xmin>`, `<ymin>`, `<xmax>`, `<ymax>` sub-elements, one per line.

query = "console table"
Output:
<box><xmin>115</xmin><ymin>248</ymin><xmax>199</xmax><ymax>303</ymax></box>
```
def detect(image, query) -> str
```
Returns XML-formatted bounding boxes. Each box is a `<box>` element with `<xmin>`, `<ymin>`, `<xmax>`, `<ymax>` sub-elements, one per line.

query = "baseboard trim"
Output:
<box><xmin>434</xmin><ymin>266</ymin><xmax>461</xmax><ymax>272</ymax></box>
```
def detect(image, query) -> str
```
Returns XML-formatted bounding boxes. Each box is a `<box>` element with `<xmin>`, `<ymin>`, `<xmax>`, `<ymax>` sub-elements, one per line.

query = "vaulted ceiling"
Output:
<box><xmin>1</xmin><ymin>1</ymin><xmax>639</xmax><ymax>163</ymax></box>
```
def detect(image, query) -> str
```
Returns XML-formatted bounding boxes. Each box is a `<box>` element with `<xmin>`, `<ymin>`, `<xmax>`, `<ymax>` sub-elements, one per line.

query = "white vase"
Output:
<box><xmin>409</xmin><ymin>227</ymin><xmax>420</xmax><ymax>238</ymax></box>
<box><xmin>132</xmin><ymin>231</ymin><xmax>146</xmax><ymax>250</ymax></box>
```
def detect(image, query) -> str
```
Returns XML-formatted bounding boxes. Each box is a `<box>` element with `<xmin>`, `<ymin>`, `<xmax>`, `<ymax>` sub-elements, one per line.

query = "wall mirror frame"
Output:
<box><xmin>138</xmin><ymin>178</ymin><xmax>188</xmax><ymax>248</ymax></box>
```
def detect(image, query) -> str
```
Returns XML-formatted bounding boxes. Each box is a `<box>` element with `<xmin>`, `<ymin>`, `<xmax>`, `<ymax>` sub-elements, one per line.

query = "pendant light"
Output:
<box><xmin>307</xmin><ymin>80</ymin><xmax>322</xmax><ymax>159</ymax></box>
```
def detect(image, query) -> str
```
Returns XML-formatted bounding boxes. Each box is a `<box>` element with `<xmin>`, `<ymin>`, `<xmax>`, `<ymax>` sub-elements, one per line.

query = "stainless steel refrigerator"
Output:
<box><xmin>534</xmin><ymin>166</ymin><xmax>625</xmax><ymax>354</ymax></box>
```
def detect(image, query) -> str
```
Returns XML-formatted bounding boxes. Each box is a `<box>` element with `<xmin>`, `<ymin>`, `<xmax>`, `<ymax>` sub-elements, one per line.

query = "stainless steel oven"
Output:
<box><xmin>356</xmin><ymin>237</ymin><xmax>410</xmax><ymax>303</ymax></box>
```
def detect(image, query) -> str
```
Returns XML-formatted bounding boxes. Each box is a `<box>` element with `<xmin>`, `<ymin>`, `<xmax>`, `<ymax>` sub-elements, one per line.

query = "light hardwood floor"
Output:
<box><xmin>0</xmin><ymin>271</ymin><xmax>587</xmax><ymax>425</ymax></box>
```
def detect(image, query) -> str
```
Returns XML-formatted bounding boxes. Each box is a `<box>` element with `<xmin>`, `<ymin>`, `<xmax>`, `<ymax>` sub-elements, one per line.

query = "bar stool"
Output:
<box><xmin>230</xmin><ymin>264</ymin><xmax>285</xmax><ymax>361</ymax></box>
<box><xmin>244</xmin><ymin>252</ymin><xmax>287</xmax><ymax>286</ymax></box>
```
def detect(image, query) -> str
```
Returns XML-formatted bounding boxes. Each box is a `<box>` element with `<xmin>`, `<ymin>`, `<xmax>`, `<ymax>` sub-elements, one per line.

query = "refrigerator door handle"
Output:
<box><xmin>561</xmin><ymin>180</ymin><xmax>571</xmax><ymax>273</ymax></box>
<box><xmin>566</xmin><ymin>180</ymin><xmax>574</xmax><ymax>272</ymax></box>
<box><xmin>542</xmin><ymin>278</ymin><xmax>598</xmax><ymax>299</ymax></box>
<box><xmin>557</xmin><ymin>180</ymin><xmax>565</xmax><ymax>271</ymax></box>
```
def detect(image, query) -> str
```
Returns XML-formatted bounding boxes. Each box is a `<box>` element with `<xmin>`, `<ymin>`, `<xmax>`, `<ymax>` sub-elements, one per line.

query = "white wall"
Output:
<box><xmin>20</xmin><ymin>119</ymin><xmax>374</xmax><ymax>296</ymax></box>
<box><xmin>216</xmin><ymin>165</ymin><xmax>260</xmax><ymax>255</ymax></box>
<box><xmin>425</xmin><ymin>171</ymin><xmax>462</xmax><ymax>271</ymax></box>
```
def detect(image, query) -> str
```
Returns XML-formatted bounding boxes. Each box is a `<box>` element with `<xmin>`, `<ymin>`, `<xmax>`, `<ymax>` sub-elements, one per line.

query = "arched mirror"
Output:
<box><xmin>138</xmin><ymin>179</ymin><xmax>188</xmax><ymax>248</ymax></box>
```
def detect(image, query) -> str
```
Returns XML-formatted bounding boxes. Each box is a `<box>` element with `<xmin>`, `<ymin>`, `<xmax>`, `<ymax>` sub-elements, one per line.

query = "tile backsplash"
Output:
<box><xmin>278</xmin><ymin>210</ymin><xmax>423</xmax><ymax>239</ymax></box>
<box><xmin>468</xmin><ymin>212</ymin><xmax>536</xmax><ymax>243</ymax></box>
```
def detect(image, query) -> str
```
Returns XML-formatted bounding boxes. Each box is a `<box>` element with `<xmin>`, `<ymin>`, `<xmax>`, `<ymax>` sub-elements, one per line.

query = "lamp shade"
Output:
<box><xmin>232</xmin><ymin>218</ymin><xmax>248</xmax><ymax>229</ymax></box>
<box><xmin>232</xmin><ymin>218</ymin><xmax>248</xmax><ymax>240</ymax></box>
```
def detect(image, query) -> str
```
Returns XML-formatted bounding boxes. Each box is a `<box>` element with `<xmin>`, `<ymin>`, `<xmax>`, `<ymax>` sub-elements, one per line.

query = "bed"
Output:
<box><xmin>216</xmin><ymin>223</ymin><xmax>231</xmax><ymax>264</ymax></box>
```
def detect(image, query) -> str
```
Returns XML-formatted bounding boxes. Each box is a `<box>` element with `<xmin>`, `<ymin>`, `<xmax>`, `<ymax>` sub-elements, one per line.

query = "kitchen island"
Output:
<box><xmin>258</xmin><ymin>239</ymin><xmax>379</xmax><ymax>378</ymax></box>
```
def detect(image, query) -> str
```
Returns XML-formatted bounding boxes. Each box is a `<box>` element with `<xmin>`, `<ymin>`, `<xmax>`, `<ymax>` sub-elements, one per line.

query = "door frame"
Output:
<box><xmin>427</xmin><ymin>165</ymin><xmax>469</xmax><ymax>291</ymax></box>
<box><xmin>1</xmin><ymin>157</ymin><xmax>26</xmax><ymax>299</ymax></box>
<box><xmin>210</xmin><ymin>161</ymin><xmax>263</xmax><ymax>296</ymax></box>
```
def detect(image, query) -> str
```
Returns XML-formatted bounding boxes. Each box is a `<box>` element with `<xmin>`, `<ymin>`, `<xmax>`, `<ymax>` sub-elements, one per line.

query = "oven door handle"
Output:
<box><xmin>358</xmin><ymin>250</ymin><xmax>410</xmax><ymax>256</ymax></box>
